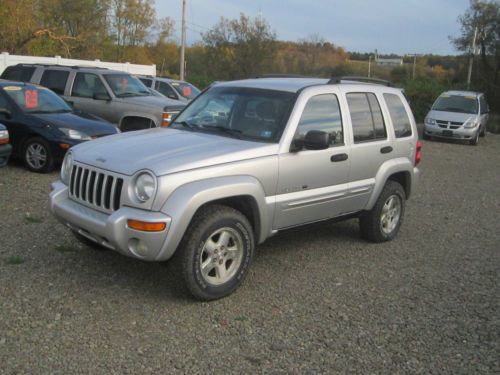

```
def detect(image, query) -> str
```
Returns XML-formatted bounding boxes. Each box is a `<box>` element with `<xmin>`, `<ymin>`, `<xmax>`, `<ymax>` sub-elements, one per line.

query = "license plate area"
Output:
<box><xmin>442</xmin><ymin>130</ymin><xmax>453</xmax><ymax>137</ymax></box>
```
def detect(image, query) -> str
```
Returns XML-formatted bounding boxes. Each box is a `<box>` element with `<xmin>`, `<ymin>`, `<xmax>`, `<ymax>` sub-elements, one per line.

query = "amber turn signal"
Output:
<box><xmin>127</xmin><ymin>220</ymin><xmax>166</xmax><ymax>232</ymax></box>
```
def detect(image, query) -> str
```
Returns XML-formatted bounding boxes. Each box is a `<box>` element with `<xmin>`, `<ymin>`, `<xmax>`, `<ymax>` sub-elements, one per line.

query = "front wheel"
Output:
<box><xmin>176</xmin><ymin>205</ymin><xmax>255</xmax><ymax>301</ymax></box>
<box><xmin>23</xmin><ymin>137</ymin><xmax>54</xmax><ymax>173</ymax></box>
<box><xmin>359</xmin><ymin>180</ymin><xmax>406</xmax><ymax>242</ymax></box>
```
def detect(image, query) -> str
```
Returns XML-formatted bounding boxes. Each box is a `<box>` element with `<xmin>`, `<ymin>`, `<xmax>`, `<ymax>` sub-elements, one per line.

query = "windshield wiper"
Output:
<box><xmin>115</xmin><ymin>92</ymin><xmax>140</xmax><ymax>98</ymax></box>
<box><xmin>172</xmin><ymin>121</ymin><xmax>199</xmax><ymax>130</ymax></box>
<box><xmin>203</xmin><ymin>125</ymin><xmax>243</xmax><ymax>139</ymax></box>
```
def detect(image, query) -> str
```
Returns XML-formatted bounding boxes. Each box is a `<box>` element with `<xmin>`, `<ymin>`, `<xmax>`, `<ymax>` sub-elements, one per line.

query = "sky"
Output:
<box><xmin>156</xmin><ymin>0</ymin><xmax>471</xmax><ymax>55</ymax></box>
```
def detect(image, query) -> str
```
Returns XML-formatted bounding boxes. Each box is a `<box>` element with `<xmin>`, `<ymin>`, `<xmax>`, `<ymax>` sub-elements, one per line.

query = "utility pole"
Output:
<box><xmin>467</xmin><ymin>26</ymin><xmax>478</xmax><ymax>90</ymax></box>
<box><xmin>368</xmin><ymin>55</ymin><xmax>372</xmax><ymax>78</ymax></box>
<box><xmin>179</xmin><ymin>0</ymin><xmax>187</xmax><ymax>81</ymax></box>
<box><xmin>412</xmin><ymin>54</ymin><xmax>417</xmax><ymax>80</ymax></box>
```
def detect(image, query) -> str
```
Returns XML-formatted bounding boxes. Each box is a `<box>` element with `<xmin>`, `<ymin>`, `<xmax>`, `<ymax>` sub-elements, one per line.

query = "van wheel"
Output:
<box><xmin>469</xmin><ymin>130</ymin><xmax>480</xmax><ymax>145</ymax></box>
<box><xmin>359</xmin><ymin>180</ymin><xmax>406</xmax><ymax>243</ymax></box>
<box><xmin>175</xmin><ymin>205</ymin><xmax>254</xmax><ymax>301</ymax></box>
<box><xmin>23</xmin><ymin>137</ymin><xmax>54</xmax><ymax>173</ymax></box>
<box><xmin>479</xmin><ymin>126</ymin><xmax>486</xmax><ymax>137</ymax></box>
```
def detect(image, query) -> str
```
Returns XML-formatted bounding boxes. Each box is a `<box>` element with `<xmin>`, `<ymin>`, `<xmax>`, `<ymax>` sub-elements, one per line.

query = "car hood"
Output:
<box><xmin>117</xmin><ymin>94</ymin><xmax>186</xmax><ymax>110</ymax></box>
<box><xmin>426</xmin><ymin>110</ymin><xmax>478</xmax><ymax>123</ymax></box>
<box><xmin>31</xmin><ymin>112</ymin><xmax>117</xmax><ymax>136</ymax></box>
<box><xmin>72</xmin><ymin>128</ymin><xmax>279</xmax><ymax>176</ymax></box>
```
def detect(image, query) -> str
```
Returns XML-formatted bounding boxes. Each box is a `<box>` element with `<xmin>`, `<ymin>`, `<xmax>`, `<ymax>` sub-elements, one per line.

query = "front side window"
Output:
<box><xmin>347</xmin><ymin>93</ymin><xmax>387</xmax><ymax>143</ymax></box>
<box><xmin>432</xmin><ymin>94</ymin><xmax>478</xmax><ymax>114</ymax></box>
<box><xmin>156</xmin><ymin>81</ymin><xmax>177</xmax><ymax>99</ymax></box>
<box><xmin>171</xmin><ymin>81</ymin><xmax>201</xmax><ymax>100</ymax></box>
<box><xmin>3</xmin><ymin>85</ymin><xmax>71</xmax><ymax>113</ymax></box>
<box><xmin>72</xmin><ymin>73</ymin><xmax>109</xmax><ymax>99</ymax></box>
<box><xmin>104</xmin><ymin>74</ymin><xmax>150</xmax><ymax>97</ymax></box>
<box><xmin>384</xmin><ymin>93</ymin><xmax>412</xmax><ymax>138</ymax></box>
<box><xmin>172</xmin><ymin>87</ymin><xmax>295</xmax><ymax>143</ymax></box>
<box><xmin>295</xmin><ymin>94</ymin><xmax>343</xmax><ymax>146</ymax></box>
<box><xmin>40</xmin><ymin>70</ymin><xmax>69</xmax><ymax>95</ymax></box>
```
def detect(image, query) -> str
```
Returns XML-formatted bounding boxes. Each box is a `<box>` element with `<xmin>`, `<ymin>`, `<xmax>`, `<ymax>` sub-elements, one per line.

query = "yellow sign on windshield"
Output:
<box><xmin>3</xmin><ymin>86</ymin><xmax>22</xmax><ymax>91</ymax></box>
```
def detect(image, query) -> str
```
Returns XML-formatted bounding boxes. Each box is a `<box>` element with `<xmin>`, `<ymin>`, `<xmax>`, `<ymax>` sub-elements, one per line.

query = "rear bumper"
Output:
<box><xmin>49</xmin><ymin>181</ymin><xmax>172</xmax><ymax>261</ymax></box>
<box><xmin>0</xmin><ymin>144</ymin><xmax>12</xmax><ymax>167</ymax></box>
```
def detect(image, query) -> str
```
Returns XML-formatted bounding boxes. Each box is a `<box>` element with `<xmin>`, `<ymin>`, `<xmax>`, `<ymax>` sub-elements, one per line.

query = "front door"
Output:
<box><xmin>274</xmin><ymin>93</ymin><xmax>351</xmax><ymax>229</ymax></box>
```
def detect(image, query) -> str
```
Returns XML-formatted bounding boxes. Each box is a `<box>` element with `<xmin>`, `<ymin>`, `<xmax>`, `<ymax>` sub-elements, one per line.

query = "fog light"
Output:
<box><xmin>129</xmin><ymin>238</ymin><xmax>149</xmax><ymax>257</ymax></box>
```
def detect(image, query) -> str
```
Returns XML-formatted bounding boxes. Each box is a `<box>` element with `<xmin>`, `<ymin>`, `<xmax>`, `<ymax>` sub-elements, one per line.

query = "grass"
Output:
<box><xmin>5</xmin><ymin>256</ymin><xmax>25</xmax><ymax>265</ymax></box>
<box><xmin>55</xmin><ymin>244</ymin><xmax>75</xmax><ymax>253</ymax></box>
<box><xmin>24</xmin><ymin>213</ymin><xmax>43</xmax><ymax>224</ymax></box>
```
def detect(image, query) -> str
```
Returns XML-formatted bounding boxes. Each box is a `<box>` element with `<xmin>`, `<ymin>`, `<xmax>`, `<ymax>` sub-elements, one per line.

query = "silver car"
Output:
<box><xmin>49</xmin><ymin>77</ymin><xmax>421</xmax><ymax>300</ymax></box>
<box><xmin>424</xmin><ymin>91</ymin><xmax>489</xmax><ymax>145</ymax></box>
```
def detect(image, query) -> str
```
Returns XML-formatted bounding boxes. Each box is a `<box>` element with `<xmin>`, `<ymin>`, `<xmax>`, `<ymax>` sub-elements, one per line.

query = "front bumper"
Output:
<box><xmin>424</xmin><ymin>124</ymin><xmax>478</xmax><ymax>140</ymax></box>
<box><xmin>0</xmin><ymin>144</ymin><xmax>12</xmax><ymax>167</ymax></box>
<box><xmin>49</xmin><ymin>181</ymin><xmax>172</xmax><ymax>261</ymax></box>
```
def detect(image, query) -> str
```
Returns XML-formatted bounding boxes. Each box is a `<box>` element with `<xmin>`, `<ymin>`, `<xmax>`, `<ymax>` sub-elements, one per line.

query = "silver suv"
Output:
<box><xmin>49</xmin><ymin>77</ymin><xmax>421</xmax><ymax>300</ymax></box>
<box><xmin>137</xmin><ymin>76</ymin><xmax>201</xmax><ymax>102</ymax></box>
<box><xmin>424</xmin><ymin>90</ymin><xmax>489</xmax><ymax>145</ymax></box>
<box><xmin>1</xmin><ymin>64</ymin><xmax>186</xmax><ymax>131</ymax></box>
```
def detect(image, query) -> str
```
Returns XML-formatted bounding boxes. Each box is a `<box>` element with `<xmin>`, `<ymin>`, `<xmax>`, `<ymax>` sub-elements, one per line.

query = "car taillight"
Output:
<box><xmin>415</xmin><ymin>141</ymin><xmax>422</xmax><ymax>166</ymax></box>
<box><xmin>0</xmin><ymin>130</ymin><xmax>9</xmax><ymax>144</ymax></box>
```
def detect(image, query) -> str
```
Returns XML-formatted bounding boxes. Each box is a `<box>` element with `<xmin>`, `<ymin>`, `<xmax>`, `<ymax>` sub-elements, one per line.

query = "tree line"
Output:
<box><xmin>0</xmin><ymin>0</ymin><xmax>498</xmax><ymax>119</ymax></box>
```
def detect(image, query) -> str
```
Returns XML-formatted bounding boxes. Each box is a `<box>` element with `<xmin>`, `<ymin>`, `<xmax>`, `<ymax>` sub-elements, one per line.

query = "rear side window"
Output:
<box><xmin>295</xmin><ymin>94</ymin><xmax>343</xmax><ymax>145</ymax></box>
<box><xmin>1</xmin><ymin>66</ymin><xmax>36</xmax><ymax>82</ymax></box>
<box><xmin>347</xmin><ymin>93</ymin><xmax>387</xmax><ymax>143</ymax></box>
<box><xmin>156</xmin><ymin>81</ymin><xmax>177</xmax><ymax>98</ymax></box>
<box><xmin>72</xmin><ymin>73</ymin><xmax>108</xmax><ymax>98</ymax></box>
<box><xmin>384</xmin><ymin>93</ymin><xmax>412</xmax><ymax>138</ymax></box>
<box><xmin>40</xmin><ymin>70</ymin><xmax>69</xmax><ymax>95</ymax></box>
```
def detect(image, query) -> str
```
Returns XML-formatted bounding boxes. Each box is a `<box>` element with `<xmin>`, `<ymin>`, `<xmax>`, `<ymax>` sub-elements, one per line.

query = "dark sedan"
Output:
<box><xmin>0</xmin><ymin>123</ymin><xmax>12</xmax><ymax>167</ymax></box>
<box><xmin>0</xmin><ymin>80</ymin><xmax>118</xmax><ymax>172</ymax></box>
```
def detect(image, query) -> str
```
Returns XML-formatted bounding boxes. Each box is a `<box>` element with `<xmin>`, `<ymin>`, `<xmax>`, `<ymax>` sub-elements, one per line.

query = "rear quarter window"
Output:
<box><xmin>1</xmin><ymin>66</ymin><xmax>36</xmax><ymax>82</ymax></box>
<box><xmin>383</xmin><ymin>93</ymin><xmax>412</xmax><ymax>138</ymax></box>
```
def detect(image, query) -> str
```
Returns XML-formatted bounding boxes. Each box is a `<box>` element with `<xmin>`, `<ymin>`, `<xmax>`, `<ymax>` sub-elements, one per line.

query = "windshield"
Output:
<box><xmin>104</xmin><ymin>74</ymin><xmax>151</xmax><ymax>97</ymax></box>
<box><xmin>171</xmin><ymin>81</ymin><xmax>201</xmax><ymax>100</ymax></box>
<box><xmin>171</xmin><ymin>87</ymin><xmax>296</xmax><ymax>143</ymax></box>
<box><xmin>432</xmin><ymin>94</ymin><xmax>478</xmax><ymax>114</ymax></box>
<box><xmin>3</xmin><ymin>85</ymin><xmax>72</xmax><ymax>113</ymax></box>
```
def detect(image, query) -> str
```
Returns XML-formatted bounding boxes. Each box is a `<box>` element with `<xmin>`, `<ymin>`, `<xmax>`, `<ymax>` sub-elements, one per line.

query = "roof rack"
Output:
<box><xmin>254</xmin><ymin>74</ymin><xmax>313</xmax><ymax>79</ymax></box>
<box><xmin>328</xmin><ymin>76</ymin><xmax>393</xmax><ymax>87</ymax></box>
<box><xmin>13</xmin><ymin>63</ymin><xmax>108</xmax><ymax>70</ymax></box>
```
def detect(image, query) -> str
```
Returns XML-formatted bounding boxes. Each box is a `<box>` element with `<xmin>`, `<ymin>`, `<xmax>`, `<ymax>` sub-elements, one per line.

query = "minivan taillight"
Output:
<box><xmin>415</xmin><ymin>141</ymin><xmax>422</xmax><ymax>166</ymax></box>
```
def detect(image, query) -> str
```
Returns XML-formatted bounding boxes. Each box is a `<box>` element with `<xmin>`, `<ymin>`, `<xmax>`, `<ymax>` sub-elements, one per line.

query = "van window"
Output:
<box><xmin>40</xmin><ymin>70</ymin><xmax>69</xmax><ymax>95</ymax></box>
<box><xmin>347</xmin><ymin>93</ymin><xmax>387</xmax><ymax>143</ymax></box>
<box><xmin>1</xmin><ymin>66</ymin><xmax>36</xmax><ymax>82</ymax></box>
<box><xmin>384</xmin><ymin>93</ymin><xmax>412</xmax><ymax>138</ymax></box>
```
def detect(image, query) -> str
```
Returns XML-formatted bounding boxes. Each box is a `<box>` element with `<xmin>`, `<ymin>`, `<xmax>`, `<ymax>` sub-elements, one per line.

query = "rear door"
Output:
<box><xmin>274</xmin><ymin>89</ymin><xmax>351</xmax><ymax>229</ymax></box>
<box><xmin>341</xmin><ymin>89</ymin><xmax>393</xmax><ymax>212</ymax></box>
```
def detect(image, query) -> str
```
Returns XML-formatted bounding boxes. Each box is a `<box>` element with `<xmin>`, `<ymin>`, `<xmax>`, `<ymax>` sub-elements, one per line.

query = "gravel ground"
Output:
<box><xmin>0</xmin><ymin>134</ymin><xmax>499</xmax><ymax>374</ymax></box>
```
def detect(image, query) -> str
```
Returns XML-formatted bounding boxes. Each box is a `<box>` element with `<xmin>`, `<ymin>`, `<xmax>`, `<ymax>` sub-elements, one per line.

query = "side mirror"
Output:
<box><xmin>167</xmin><ymin>93</ymin><xmax>178</xmax><ymax>100</ymax></box>
<box><xmin>0</xmin><ymin>108</ymin><xmax>12</xmax><ymax>119</ymax></box>
<box><xmin>93</xmin><ymin>92</ymin><xmax>111</xmax><ymax>101</ymax></box>
<box><xmin>292</xmin><ymin>130</ymin><xmax>331</xmax><ymax>152</ymax></box>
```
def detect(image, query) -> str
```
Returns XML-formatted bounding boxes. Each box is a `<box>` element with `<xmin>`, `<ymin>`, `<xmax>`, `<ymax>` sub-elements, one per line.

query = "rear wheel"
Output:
<box><xmin>175</xmin><ymin>205</ymin><xmax>254</xmax><ymax>300</ymax></box>
<box><xmin>23</xmin><ymin>137</ymin><xmax>54</xmax><ymax>173</ymax></box>
<box><xmin>359</xmin><ymin>180</ymin><xmax>406</xmax><ymax>243</ymax></box>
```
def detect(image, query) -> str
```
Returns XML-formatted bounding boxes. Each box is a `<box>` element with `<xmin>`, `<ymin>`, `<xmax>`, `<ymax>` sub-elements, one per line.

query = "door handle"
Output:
<box><xmin>380</xmin><ymin>146</ymin><xmax>393</xmax><ymax>154</ymax></box>
<box><xmin>331</xmin><ymin>153</ymin><xmax>348</xmax><ymax>162</ymax></box>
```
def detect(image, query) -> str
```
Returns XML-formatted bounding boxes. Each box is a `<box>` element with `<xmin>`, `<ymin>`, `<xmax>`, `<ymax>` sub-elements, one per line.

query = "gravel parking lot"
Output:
<box><xmin>0</xmin><ymin>134</ymin><xmax>499</xmax><ymax>374</ymax></box>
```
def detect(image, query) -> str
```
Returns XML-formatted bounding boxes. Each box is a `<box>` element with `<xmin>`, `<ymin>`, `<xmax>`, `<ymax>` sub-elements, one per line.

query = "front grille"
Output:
<box><xmin>69</xmin><ymin>164</ymin><xmax>123</xmax><ymax>212</ymax></box>
<box><xmin>436</xmin><ymin>120</ymin><xmax>463</xmax><ymax>129</ymax></box>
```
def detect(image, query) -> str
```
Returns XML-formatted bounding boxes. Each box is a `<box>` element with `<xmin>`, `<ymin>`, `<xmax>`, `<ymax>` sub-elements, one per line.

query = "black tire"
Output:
<box><xmin>469</xmin><ymin>130</ymin><xmax>480</xmax><ymax>146</ymax></box>
<box><xmin>23</xmin><ymin>137</ymin><xmax>54</xmax><ymax>173</ymax></box>
<box><xmin>422</xmin><ymin>132</ymin><xmax>431</xmax><ymax>140</ymax></box>
<box><xmin>359</xmin><ymin>180</ymin><xmax>406</xmax><ymax>243</ymax></box>
<box><xmin>175</xmin><ymin>204</ymin><xmax>255</xmax><ymax>301</ymax></box>
<box><xmin>72</xmin><ymin>231</ymin><xmax>108</xmax><ymax>251</ymax></box>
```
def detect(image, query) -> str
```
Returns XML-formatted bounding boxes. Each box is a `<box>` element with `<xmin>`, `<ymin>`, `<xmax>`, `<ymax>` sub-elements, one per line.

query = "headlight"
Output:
<box><xmin>134</xmin><ymin>171</ymin><xmax>156</xmax><ymax>202</ymax></box>
<box><xmin>425</xmin><ymin>118</ymin><xmax>436</xmax><ymax>125</ymax></box>
<box><xmin>60</xmin><ymin>128</ymin><xmax>91</xmax><ymax>140</ymax></box>
<box><xmin>60</xmin><ymin>152</ymin><xmax>73</xmax><ymax>185</ymax></box>
<box><xmin>463</xmin><ymin>117</ymin><xmax>479</xmax><ymax>128</ymax></box>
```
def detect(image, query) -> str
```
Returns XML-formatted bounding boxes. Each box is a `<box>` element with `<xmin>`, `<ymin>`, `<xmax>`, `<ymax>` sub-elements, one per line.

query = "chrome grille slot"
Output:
<box><xmin>69</xmin><ymin>164</ymin><xmax>124</xmax><ymax>213</ymax></box>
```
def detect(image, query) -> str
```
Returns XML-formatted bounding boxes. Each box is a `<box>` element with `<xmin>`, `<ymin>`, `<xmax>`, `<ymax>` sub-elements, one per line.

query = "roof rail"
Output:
<box><xmin>254</xmin><ymin>74</ymin><xmax>313</xmax><ymax>79</ymax></box>
<box><xmin>328</xmin><ymin>76</ymin><xmax>393</xmax><ymax>87</ymax></box>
